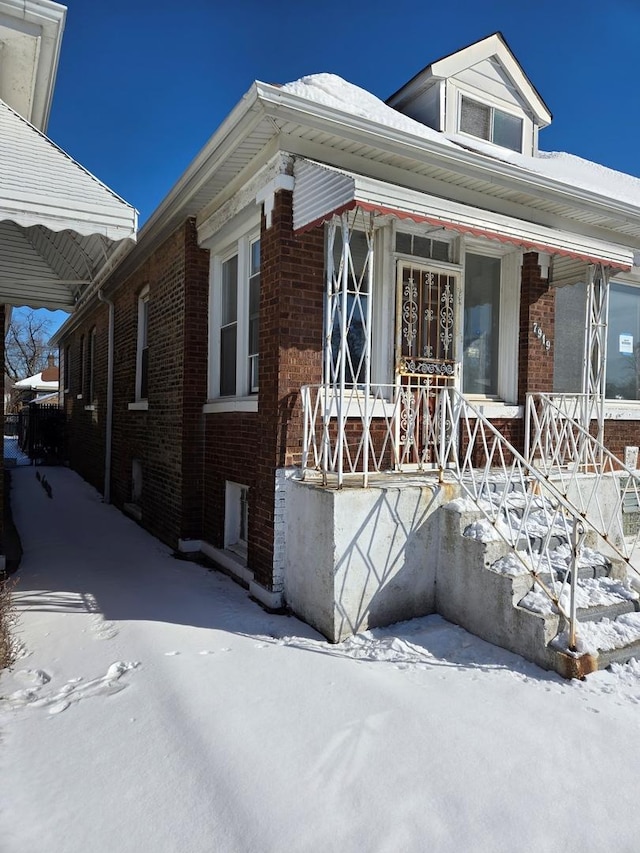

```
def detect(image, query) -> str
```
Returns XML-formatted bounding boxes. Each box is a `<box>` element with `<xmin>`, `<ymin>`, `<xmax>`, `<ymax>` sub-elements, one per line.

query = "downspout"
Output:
<box><xmin>97</xmin><ymin>290</ymin><xmax>114</xmax><ymax>503</ymax></box>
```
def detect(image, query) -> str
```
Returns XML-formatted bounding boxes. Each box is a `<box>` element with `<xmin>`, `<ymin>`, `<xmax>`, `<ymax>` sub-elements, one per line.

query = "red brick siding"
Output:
<box><xmin>64</xmin><ymin>308</ymin><xmax>109</xmax><ymax>492</ymax></box>
<box><xmin>603</xmin><ymin>421</ymin><xmax>640</xmax><ymax>464</ymax></box>
<box><xmin>201</xmin><ymin>191</ymin><xmax>325</xmax><ymax>589</ymax></box>
<box><xmin>518</xmin><ymin>252</ymin><xmax>555</xmax><ymax>404</ymax></box>
<box><xmin>63</xmin><ymin>220</ymin><xmax>209</xmax><ymax>549</ymax></box>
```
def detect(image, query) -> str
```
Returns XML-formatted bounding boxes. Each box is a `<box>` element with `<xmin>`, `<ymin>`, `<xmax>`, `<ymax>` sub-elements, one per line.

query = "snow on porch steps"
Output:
<box><xmin>441</xmin><ymin>493</ymin><xmax>640</xmax><ymax>677</ymax></box>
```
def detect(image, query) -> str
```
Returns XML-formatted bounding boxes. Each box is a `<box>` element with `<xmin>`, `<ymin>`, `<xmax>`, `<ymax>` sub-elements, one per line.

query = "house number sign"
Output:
<box><xmin>532</xmin><ymin>322</ymin><xmax>551</xmax><ymax>353</ymax></box>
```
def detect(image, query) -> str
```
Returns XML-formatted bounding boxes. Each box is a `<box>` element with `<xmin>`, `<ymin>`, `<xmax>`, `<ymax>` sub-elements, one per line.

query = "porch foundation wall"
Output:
<box><xmin>284</xmin><ymin>477</ymin><xmax>451</xmax><ymax>642</ymax></box>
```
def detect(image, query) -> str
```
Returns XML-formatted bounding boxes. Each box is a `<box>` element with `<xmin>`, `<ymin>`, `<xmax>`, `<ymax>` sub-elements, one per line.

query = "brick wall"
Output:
<box><xmin>518</xmin><ymin>252</ymin><xmax>555</xmax><ymax>404</ymax></box>
<box><xmin>202</xmin><ymin>190</ymin><xmax>325</xmax><ymax>590</ymax></box>
<box><xmin>64</xmin><ymin>220</ymin><xmax>210</xmax><ymax>549</ymax></box>
<box><xmin>64</xmin><ymin>305</ymin><xmax>109</xmax><ymax>492</ymax></box>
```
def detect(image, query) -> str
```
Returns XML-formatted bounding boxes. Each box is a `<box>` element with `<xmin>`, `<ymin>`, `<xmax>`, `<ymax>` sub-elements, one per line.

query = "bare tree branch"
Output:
<box><xmin>4</xmin><ymin>310</ymin><xmax>53</xmax><ymax>382</ymax></box>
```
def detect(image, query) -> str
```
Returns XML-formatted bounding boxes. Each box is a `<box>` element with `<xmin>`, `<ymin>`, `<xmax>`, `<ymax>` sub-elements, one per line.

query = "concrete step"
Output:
<box><xmin>556</xmin><ymin>611</ymin><xmax>640</xmax><ymax>671</ymax></box>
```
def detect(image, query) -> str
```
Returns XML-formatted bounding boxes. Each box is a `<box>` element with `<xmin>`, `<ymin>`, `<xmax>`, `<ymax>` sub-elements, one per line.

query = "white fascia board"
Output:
<box><xmin>134</xmin><ymin>86</ymin><xmax>264</xmax><ymax>249</ymax></box>
<box><xmin>294</xmin><ymin>160</ymin><xmax>634</xmax><ymax>269</ymax></box>
<box><xmin>256</xmin><ymin>83</ymin><xmax>640</xmax><ymax>231</ymax></box>
<box><xmin>0</xmin><ymin>0</ymin><xmax>66</xmax><ymax>130</ymax></box>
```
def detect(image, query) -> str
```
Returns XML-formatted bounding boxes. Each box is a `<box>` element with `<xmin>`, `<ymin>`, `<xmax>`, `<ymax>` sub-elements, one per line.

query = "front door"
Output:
<box><xmin>395</xmin><ymin>263</ymin><xmax>458</xmax><ymax>465</ymax></box>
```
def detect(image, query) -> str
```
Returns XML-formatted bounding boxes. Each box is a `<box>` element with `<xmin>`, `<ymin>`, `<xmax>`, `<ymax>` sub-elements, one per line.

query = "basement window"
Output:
<box><xmin>225</xmin><ymin>481</ymin><xmax>249</xmax><ymax>562</ymax></box>
<box><xmin>459</xmin><ymin>96</ymin><xmax>523</xmax><ymax>152</ymax></box>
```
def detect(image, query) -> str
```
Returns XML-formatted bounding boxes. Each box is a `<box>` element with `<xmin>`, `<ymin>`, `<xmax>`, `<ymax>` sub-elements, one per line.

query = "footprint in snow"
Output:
<box><xmin>164</xmin><ymin>651</ymin><xmax>180</xmax><ymax>656</ymax></box>
<box><xmin>2</xmin><ymin>661</ymin><xmax>139</xmax><ymax>715</ymax></box>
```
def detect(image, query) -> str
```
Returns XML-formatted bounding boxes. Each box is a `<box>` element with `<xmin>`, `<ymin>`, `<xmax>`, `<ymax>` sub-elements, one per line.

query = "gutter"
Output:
<box><xmin>51</xmin><ymin>236</ymin><xmax>135</xmax><ymax>346</ymax></box>
<box><xmin>97</xmin><ymin>289</ymin><xmax>114</xmax><ymax>504</ymax></box>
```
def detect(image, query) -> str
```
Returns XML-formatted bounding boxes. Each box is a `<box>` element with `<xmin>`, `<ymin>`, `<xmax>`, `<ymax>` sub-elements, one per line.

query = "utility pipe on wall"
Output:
<box><xmin>97</xmin><ymin>289</ymin><xmax>114</xmax><ymax>504</ymax></box>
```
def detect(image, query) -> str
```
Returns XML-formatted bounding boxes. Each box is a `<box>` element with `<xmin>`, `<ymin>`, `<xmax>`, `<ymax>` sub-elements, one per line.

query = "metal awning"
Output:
<box><xmin>292</xmin><ymin>158</ymin><xmax>634</xmax><ymax>271</ymax></box>
<box><xmin>0</xmin><ymin>99</ymin><xmax>137</xmax><ymax>309</ymax></box>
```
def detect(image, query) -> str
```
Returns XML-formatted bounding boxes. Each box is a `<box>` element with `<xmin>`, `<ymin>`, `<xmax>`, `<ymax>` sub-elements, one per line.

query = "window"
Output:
<box><xmin>463</xmin><ymin>253</ymin><xmax>501</xmax><ymax>396</ymax></box>
<box><xmin>225</xmin><ymin>481</ymin><xmax>249</xmax><ymax>561</ymax></box>
<box><xmin>459</xmin><ymin>96</ymin><xmax>523</xmax><ymax>152</ymax></box>
<box><xmin>79</xmin><ymin>335</ymin><xmax>85</xmax><ymax>398</ymax></box>
<box><xmin>554</xmin><ymin>279</ymin><xmax>640</xmax><ymax>402</ymax></box>
<box><xmin>248</xmin><ymin>239</ymin><xmax>260</xmax><ymax>393</ymax></box>
<box><xmin>213</xmin><ymin>234</ymin><xmax>260</xmax><ymax>398</ymax></box>
<box><xmin>606</xmin><ymin>283</ymin><xmax>640</xmax><ymax>401</ymax></box>
<box><xmin>330</xmin><ymin>229</ymin><xmax>370</xmax><ymax>384</ymax></box>
<box><xmin>88</xmin><ymin>327</ymin><xmax>96</xmax><ymax>402</ymax></box>
<box><xmin>396</xmin><ymin>232</ymin><xmax>451</xmax><ymax>263</ymax></box>
<box><xmin>220</xmin><ymin>254</ymin><xmax>238</xmax><ymax>396</ymax></box>
<box><xmin>136</xmin><ymin>287</ymin><xmax>149</xmax><ymax>401</ymax></box>
<box><xmin>63</xmin><ymin>345</ymin><xmax>70</xmax><ymax>392</ymax></box>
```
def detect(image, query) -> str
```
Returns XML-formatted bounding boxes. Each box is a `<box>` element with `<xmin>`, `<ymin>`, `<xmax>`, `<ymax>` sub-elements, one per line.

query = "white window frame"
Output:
<box><xmin>605</xmin><ymin>277</ymin><xmax>640</xmax><ymax>405</ymax></box>
<box><xmin>460</xmin><ymin>239</ymin><xmax>520</xmax><ymax>405</ymax></box>
<box><xmin>206</xmin><ymin>219</ymin><xmax>261</xmax><ymax>409</ymax></box>
<box><xmin>444</xmin><ymin>79</ymin><xmax>534</xmax><ymax>155</ymax></box>
<box><xmin>135</xmin><ymin>286</ymin><xmax>149</xmax><ymax>403</ymax></box>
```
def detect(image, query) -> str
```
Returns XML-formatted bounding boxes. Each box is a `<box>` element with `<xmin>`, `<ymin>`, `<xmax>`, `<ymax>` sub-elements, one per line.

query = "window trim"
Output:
<box><xmin>135</xmin><ymin>286</ymin><xmax>150</xmax><ymax>402</ymax></box>
<box><xmin>458</xmin><ymin>94</ymin><xmax>523</xmax><ymax>152</ymax></box>
<box><xmin>208</xmin><ymin>225</ymin><xmax>261</xmax><ymax>402</ymax></box>
<box><xmin>605</xmin><ymin>278</ymin><xmax>640</xmax><ymax>404</ymax></box>
<box><xmin>88</xmin><ymin>326</ymin><xmax>96</xmax><ymax>404</ymax></box>
<box><xmin>460</xmin><ymin>240</ymin><xmax>520</xmax><ymax>404</ymax></box>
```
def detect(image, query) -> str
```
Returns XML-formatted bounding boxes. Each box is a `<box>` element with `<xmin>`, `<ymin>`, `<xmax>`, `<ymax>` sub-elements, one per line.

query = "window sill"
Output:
<box><xmin>84</xmin><ymin>404</ymin><xmax>96</xmax><ymax>412</ymax></box>
<box><xmin>464</xmin><ymin>399</ymin><xmax>522</xmax><ymax>419</ymax></box>
<box><xmin>604</xmin><ymin>403</ymin><xmax>640</xmax><ymax>420</ymax></box>
<box><xmin>128</xmin><ymin>401</ymin><xmax>149</xmax><ymax>411</ymax></box>
<box><xmin>123</xmin><ymin>502</ymin><xmax>142</xmax><ymax>521</ymax></box>
<box><xmin>203</xmin><ymin>398</ymin><xmax>258</xmax><ymax>414</ymax></box>
<box><xmin>76</xmin><ymin>394</ymin><xmax>83</xmax><ymax>400</ymax></box>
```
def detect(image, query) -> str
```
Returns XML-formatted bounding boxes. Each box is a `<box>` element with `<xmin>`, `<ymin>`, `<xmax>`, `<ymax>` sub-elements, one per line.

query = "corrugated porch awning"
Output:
<box><xmin>0</xmin><ymin>99</ymin><xmax>137</xmax><ymax>310</ymax></box>
<box><xmin>292</xmin><ymin>158</ymin><xmax>634</xmax><ymax>271</ymax></box>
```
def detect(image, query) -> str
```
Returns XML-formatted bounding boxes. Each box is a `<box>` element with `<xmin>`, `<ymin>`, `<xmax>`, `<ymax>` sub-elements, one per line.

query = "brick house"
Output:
<box><xmin>0</xmin><ymin>0</ymin><xmax>136</xmax><ymax>569</ymax></box>
<box><xmin>54</xmin><ymin>34</ymin><xmax>640</xmax><ymax>662</ymax></box>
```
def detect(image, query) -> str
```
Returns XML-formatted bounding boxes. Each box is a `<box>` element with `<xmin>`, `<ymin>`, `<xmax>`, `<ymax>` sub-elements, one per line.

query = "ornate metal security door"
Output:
<box><xmin>396</xmin><ymin>263</ymin><xmax>458</xmax><ymax>465</ymax></box>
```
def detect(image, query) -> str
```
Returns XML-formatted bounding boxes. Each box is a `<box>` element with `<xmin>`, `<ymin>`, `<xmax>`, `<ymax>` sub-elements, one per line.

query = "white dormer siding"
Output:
<box><xmin>387</xmin><ymin>33</ymin><xmax>551</xmax><ymax>157</ymax></box>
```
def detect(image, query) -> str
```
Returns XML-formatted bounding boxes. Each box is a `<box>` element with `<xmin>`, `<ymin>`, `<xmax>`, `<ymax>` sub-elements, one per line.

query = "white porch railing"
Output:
<box><xmin>300</xmin><ymin>383</ymin><xmax>640</xmax><ymax>653</ymax></box>
<box><xmin>525</xmin><ymin>392</ymin><xmax>640</xmax><ymax>567</ymax></box>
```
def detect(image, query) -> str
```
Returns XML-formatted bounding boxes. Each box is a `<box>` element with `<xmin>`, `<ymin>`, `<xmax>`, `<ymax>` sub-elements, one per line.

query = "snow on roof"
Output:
<box><xmin>14</xmin><ymin>371</ymin><xmax>58</xmax><ymax>391</ymax></box>
<box><xmin>280</xmin><ymin>74</ymin><xmax>640</xmax><ymax>208</ymax></box>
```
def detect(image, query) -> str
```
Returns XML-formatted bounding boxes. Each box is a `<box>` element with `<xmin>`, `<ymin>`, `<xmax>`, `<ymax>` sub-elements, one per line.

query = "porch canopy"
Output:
<box><xmin>292</xmin><ymin>158</ymin><xmax>634</xmax><ymax>271</ymax></box>
<box><xmin>0</xmin><ymin>99</ymin><xmax>137</xmax><ymax>310</ymax></box>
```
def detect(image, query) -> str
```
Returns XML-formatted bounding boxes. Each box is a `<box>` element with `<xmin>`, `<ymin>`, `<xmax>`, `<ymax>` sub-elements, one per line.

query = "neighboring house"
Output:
<box><xmin>54</xmin><ymin>34</ymin><xmax>640</xmax><ymax>673</ymax></box>
<box><xmin>0</xmin><ymin>0</ymin><xmax>137</xmax><ymax>568</ymax></box>
<box><xmin>13</xmin><ymin>354</ymin><xmax>59</xmax><ymax>406</ymax></box>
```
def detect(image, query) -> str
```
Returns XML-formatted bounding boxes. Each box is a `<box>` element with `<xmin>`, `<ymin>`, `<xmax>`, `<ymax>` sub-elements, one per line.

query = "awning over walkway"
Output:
<box><xmin>0</xmin><ymin>99</ymin><xmax>137</xmax><ymax>309</ymax></box>
<box><xmin>292</xmin><ymin>159</ymin><xmax>634</xmax><ymax>271</ymax></box>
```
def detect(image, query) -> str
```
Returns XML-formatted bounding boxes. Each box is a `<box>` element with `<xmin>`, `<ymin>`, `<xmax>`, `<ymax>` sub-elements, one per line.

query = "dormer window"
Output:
<box><xmin>459</xmin><ymin>96</ymin><xmax>523</xmax><ymax>152</ymax></box>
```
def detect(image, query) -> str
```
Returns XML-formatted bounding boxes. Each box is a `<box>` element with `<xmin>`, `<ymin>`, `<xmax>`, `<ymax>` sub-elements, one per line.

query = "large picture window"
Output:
<box><xmin>606</xmin><ymin>282</ymin><xmax>640</xmax><ymax>401</ymax></box>
<box><xmin>463</xmin><ymin>253</ymin><xmax>501</xmax><ymax>396</ymax></box>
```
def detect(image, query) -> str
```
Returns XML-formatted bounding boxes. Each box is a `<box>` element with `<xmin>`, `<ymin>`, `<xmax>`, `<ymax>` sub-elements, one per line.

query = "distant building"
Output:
<box><xmin>13</xmin><ymin>355</ymin><xmax>59</xmax><ymax>406</ymax></box>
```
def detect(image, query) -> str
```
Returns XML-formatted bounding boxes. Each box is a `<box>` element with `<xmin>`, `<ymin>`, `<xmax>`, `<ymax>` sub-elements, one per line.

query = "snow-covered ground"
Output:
<box><xmin>2</xmin><ymin>467</ymin><xmax>640</xmax><ymax>853</ymax></box>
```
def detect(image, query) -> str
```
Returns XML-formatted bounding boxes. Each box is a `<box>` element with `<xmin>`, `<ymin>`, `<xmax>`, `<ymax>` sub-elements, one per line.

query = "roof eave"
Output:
<box><xmin>256</xmin><ymin>83</ymin><xmax>640</xmax><ymax>229</ymax></box>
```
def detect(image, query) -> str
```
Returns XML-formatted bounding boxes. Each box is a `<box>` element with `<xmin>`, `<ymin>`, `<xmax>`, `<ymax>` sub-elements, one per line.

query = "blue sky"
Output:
<box><xmin>39</xmin><ymin>0</ymin><xmax>640</xmax><ymax>336</ymax></box>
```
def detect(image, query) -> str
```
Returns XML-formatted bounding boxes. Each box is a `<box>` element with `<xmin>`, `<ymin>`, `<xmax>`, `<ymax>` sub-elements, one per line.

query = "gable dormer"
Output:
<box><xmin>387</xmin><ymin>33</ymin><xmax>552</xmax><ymax>156</ymax></box>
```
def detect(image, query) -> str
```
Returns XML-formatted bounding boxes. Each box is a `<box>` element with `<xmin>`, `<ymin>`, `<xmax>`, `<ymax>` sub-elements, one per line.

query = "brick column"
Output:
<box><xmin>250</xmin><ymin>190</ymin><xmax>325</xmax><ymax>588</ymax></box>
<box><xmin>518</xmin><ymin>252</ymin><xmax>555</xmax><ymax>404</ymax></box>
